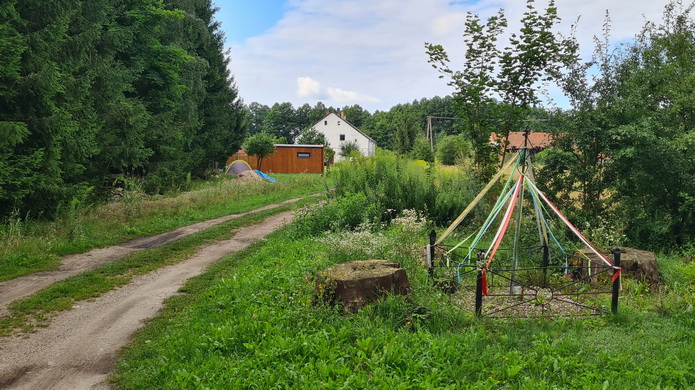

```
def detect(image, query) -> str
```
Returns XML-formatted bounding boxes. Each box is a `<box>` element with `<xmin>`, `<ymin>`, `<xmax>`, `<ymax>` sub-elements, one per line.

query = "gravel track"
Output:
<box><xmin>0</xmin><ymin>209</ymin><xmax>294</xmax><ymax>389</ymax></box>
<box><xmin>0</xmin><ymin>197</ymin><xmax>303</xmax><ymax>315</ymax></box>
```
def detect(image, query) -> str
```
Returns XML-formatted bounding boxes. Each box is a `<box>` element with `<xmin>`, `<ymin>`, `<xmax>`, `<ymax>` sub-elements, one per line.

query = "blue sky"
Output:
<box><xmin>216</xmin><ymin>1</ymin><xmax>286</xmax><ymax>44</ymax></box>
<box><xmin>214</xmin><ymin>0</ymin><xmax>676</xmax><ymax>112</ymax></box>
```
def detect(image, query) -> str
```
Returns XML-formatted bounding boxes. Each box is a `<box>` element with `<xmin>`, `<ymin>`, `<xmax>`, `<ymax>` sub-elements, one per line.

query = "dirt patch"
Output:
<box><xmin>0</xmin><ymin>197</ymin><xmax>304</xmax><ymax>315</ymax></box>
<box><xmin>236</xmin><ymin>170</ymin><xmax>263</xmax><ymax>182</ymax></box>
<box><xmin>0</xmin><ymin>210</ymin><xmax>294</xmax><ymax>390</ymax></box>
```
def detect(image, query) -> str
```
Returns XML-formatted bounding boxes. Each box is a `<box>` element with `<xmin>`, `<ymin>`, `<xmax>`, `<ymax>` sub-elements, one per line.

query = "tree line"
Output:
<box><xmin>245</xmin><ymin>96</ymin><xmax>460</xmax><ymax>157</ymax></box>
<box><xmin>0</xmin><ymin>0</ymin><xmax>245</xmax><ymax>219</ymax></box>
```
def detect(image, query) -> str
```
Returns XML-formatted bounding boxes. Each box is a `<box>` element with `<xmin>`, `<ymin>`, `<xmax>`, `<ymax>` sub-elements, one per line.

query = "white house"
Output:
<box><xmin>310</xmin><ymin>112</ymin><xmax>376</xmax><ymax>162</ymax></box>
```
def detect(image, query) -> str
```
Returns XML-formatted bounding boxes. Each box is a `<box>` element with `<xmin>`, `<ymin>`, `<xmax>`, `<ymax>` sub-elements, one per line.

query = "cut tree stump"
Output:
<box><xmin>316</xmin><ymin>260</ymin><xmax>410</xmax><ymax>313</ymax></box>
<box><xmin>580</xmin><ymin>247</ymin><xmax>660</xmax><ymax>288</ymax></box>
<box><xmin>617</xmin><ymin>247</ymin><xmax>660</xmax><ymax>288</ymax></box>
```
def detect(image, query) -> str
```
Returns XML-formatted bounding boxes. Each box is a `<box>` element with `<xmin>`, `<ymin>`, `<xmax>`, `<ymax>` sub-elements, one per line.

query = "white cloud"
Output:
<box><xmin>227</xmin><ymin>0</ymin><xmax>678</xmax><ymax>112</ymax></box>
<box><xmin>326</xmin><ymin>87</ymin><xmax>381</xmax><ymax>104</ymax></box>
<box><xmin>296</xmin><ymin>76</ymin><xmax>324</xmax><ymax>98</ymax></box>
<box><xmin>296</xmin><ymin>76</ymin><xmax>380</xmax><ymax>104</ymax></box>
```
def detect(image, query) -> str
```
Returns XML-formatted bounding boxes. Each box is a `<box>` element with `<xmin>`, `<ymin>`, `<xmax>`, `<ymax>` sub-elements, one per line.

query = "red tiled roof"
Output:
<box><xmin>490</xmin><ymin>132</ymin><xmax>553</xmax><ymax>149</ymax></box>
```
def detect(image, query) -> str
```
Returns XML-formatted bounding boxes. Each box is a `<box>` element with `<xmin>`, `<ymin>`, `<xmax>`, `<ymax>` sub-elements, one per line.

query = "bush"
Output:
<box><xmin>411</xmin><ymin>137</ymin><xmax>435</xmax><ymax>163</ymax></box>
<box><xmin>292</xmin><ymin>192</ymin><xmax>382</xmax><ymax>237</ymax></box>
<box><xmin>328</xmin><ymin>151</ymin><xmax>481</xmax><ymax>227</ymax></box>
<box><xmin>436</xmin><ymin>134</ymin><xmax>471</xmax><ymax>165</ymax></box>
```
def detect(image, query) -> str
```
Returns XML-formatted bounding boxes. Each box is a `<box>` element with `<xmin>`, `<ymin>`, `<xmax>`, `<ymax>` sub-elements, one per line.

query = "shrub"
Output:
<box><xmin>339</xmin><ymin>141</ymin><xmax>360</xmax><ymax>158</ymax></box>
<box><xmin>292</xmin><ymin>192</ymin><xmax>382</xmax><ymax>237</ymax></box>
<box><xmin>328</xmin><ymin>151</ymin><xmax>481</xmax><ymax>227</ymax></box>
<box><xmin>436</xmin><ymin>134</ymin><xmax>471</xmax><ymax>165</ymax></box>
<box><xmin>411</xmin><ymin>137</ymin><xmax>435</xmax><ymax>163</ymax></box>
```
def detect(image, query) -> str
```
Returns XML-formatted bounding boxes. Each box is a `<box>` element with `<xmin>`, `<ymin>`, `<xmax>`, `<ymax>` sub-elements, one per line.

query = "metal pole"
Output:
<box><xmin>612</xmin><ymin>248</ymin><xmax>621</xmax><ymax>314</ymax></box>
<box><xmin>510</xmin><ymin>150</ymin><xmax>525</xmax><ymax>294</ymax></box>
<box><xmin>426</xmin><ymin>116</ymin><xmax>434</xmax><ymax>152</ymax></box>
<box><xmin>542</xmin><ymin>242</ymin><xmax>549</xmax><ymax>287</ymax></box>
<box><xmin>475</xmin><ymin>269</ymin><xmax>483</xmax><ymax>317</ymax></box>
<box><xmin>428</xmin><ymin>229</ymin><xmax>436</xmax><ymax>276</ymax></box>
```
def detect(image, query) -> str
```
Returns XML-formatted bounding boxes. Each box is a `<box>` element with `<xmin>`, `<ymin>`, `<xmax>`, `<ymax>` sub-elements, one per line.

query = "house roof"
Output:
<box><xmin>276</xmin><ymin>144</ymin><xmax>324</xmax><ymax>148</ymax></box>
<box><xmin>314</xmin><ymin>112</ymin><xmax>376</xmax><ymax>144</ymax></box>
<box><xmin>233</xmin><ymin>144</ymin><xmax>324</xmax><ymax>156</ymax></box>
<box><xmin>490</xmin><ymin>132</ymin><xmax>553</xmax><ymax>150</ymax></box>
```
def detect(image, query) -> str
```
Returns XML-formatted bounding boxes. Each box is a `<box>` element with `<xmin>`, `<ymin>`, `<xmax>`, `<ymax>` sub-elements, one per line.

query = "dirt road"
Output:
<box><xmin>0</xmin><ymin>197</ymin><xmax>302</xmax><ymax>315</ymax></box>
<box><xmin>0</xmin><ymin>209</ymin><xmax>294</xmax><ymax>389</ymax></box>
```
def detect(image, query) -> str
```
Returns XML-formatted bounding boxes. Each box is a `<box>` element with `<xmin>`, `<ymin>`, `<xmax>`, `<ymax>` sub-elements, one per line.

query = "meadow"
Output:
<box><xmin>112</xmin><ymin>154</ymin><xmax>695</xmax><ymax>389</ymax></box>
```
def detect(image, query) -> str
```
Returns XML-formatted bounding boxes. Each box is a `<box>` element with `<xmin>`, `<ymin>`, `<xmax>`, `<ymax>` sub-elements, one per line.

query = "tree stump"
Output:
<box><xmin>579</xmin><ymin>247</ymin><xmax>660</xmax><ymax>288</ymax></box>
<box><xmin>617</xmin><ymin>247</ymin><xmax>660</xmax><ymax>289</ymax></box>
<box><xmin>316</xmin><ymin>260</ymin><xmax>410</xmax><ymax>313</ymax></box>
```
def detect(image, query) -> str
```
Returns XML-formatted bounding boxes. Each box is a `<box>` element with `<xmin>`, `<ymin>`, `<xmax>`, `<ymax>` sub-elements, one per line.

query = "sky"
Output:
<box><xmin>216</xmin><ymin>0</ymin><xmax>676</xmax><ymax>112</ymax></box>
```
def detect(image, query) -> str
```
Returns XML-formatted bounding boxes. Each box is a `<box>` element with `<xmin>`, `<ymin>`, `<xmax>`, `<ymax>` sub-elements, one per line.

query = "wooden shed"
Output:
<box><xmin>227</xmin><ymin>144</ymin><xmax>325</xmax><ymax>174</ymax></box>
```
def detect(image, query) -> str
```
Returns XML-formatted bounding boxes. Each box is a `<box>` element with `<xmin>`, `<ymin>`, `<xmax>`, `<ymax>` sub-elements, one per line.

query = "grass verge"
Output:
<box><xmin>111</xmin><ymin>217</ymin><xmax>695</xmax><ymax>389</ymax></box>
<box><xmin>0</xmin><ymin>196</ymin><xmax>320</xmax><ymax>336</ymax></box>
<box><xmin>0</xmin><ymin>174</ymin><xmax>328</xmax><ymax>282</ymax></box>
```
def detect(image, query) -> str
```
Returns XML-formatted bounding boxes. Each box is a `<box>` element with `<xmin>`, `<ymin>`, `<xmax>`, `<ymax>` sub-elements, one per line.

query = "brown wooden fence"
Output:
<box><xmin>227</xmin><ymin>144</ymin><xmax>325</xmax><ymax>174</ymax></box>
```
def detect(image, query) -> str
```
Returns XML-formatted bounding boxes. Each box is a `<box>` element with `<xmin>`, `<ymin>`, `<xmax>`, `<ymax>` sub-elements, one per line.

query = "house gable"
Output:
<box><xmin>310</xmin><ymin>112</ymin><xmax>376</xmax><ymax>161</ymax></box>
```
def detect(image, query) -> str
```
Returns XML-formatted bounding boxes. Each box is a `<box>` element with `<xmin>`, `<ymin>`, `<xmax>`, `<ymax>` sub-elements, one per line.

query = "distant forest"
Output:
<box><xmin>0</xmin><ymin>0</ymin><xmax>245</xmax><ymax>218</ymax></box>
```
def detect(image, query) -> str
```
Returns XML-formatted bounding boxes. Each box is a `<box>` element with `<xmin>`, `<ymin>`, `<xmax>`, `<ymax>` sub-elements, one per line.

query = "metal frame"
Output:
<box><xmin>428</xmin><ymin>241</ymin><xmax>621</xmax><ymax>318</ymax></box>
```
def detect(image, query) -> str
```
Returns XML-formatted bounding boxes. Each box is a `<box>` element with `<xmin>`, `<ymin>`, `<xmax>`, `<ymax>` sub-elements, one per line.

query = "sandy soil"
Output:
<box><xmin>0</xmin><ymin>209</ymin><xmax>294</xmax><ymax>389</ymax></box>
<box><xmin>0</xmin><ymin>197</ymin><xmax>303</xmax><ymax>315</ymax></box>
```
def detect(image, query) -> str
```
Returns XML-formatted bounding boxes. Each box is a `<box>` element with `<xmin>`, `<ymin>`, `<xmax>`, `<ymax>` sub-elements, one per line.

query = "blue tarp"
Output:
<box><xmin>254</xmin><ymin>169</ymin><xmax>277</xmax><ymax>183</ymax></box>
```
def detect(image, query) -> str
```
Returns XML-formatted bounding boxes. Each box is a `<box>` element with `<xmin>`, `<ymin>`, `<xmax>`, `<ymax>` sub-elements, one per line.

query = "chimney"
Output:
<box><xmin>340</xmin><ymin>111</ymin><xmax>346</xmax><ymax>120</ymax></box>
<box><xmin>325</xmin><ymin>109</ymin><xmax>330</xmax><ymax>116</ymax></box>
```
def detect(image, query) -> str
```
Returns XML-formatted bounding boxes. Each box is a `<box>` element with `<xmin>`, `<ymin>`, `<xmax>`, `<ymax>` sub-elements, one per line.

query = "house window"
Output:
<box><xmin>339</xmin><ymin>134</ymin><xmax>345</xmax><ymax>141</ymax></box>
<box><xmin>324</xmin><ymin>120</ymin><xmax>327</xmax><ymax>125</ymax></box>
<box><xmin>337</xmin><ymin>121</ymin><xmax>341</xmax><ymax>125</ymax></box>
<box><xmin>297</xmin><ymin>152</ymin><xmax>311</xmax><ymax>159</ymax></box>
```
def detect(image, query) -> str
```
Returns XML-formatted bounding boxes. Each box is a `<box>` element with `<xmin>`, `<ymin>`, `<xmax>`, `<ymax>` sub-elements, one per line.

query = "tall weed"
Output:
<box><xmin>331</xmin><ymin>151</ymin><xmax>481</xmax><ymax>227</ymax></box>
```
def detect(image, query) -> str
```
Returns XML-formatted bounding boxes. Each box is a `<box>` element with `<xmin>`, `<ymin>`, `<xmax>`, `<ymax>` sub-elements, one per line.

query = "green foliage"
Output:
<box><xmin>427</xmin><ymin>9</ymin><xmax>505</xmax><ymax>171</ymax></box>
<box><xmin>540</xmin><ymin>1</ymin><xmax>695</xmax><ymax>250</ymax></box>
<box><xmin>0</xmin><ymin>0</ymin><xmax>245</xmax><ymax>220</ymax></box>
<box><xmin>328</xmin><ymin>151</ymin><xmax>480</xmax><ymax>227</ymax></box>
<box><xmin>264</xmin><ymin>102</ymin><xmax>301</xmax><ymax>143</ymax></box>
<box><xmin>243</xmin><ymin>132</ymin><xmax>277</xmax><ymax>171</ymax></box>
<box><xmin>410</xmin><ymin>137</ymin><xmax>434</xmax><ymax>163</ymax></box>
<box><xmin>393</xmin><ymin>114</ymin><xmax>419</xmax><ymax>155</ymax></box>
<box><xmin>427</xmin><ymin>0</ymin><xmax>574</xmax><ymax>173</ymax></box>
<box><xmin>296</xmin><ymin>127</ymin><xmax>327</xmax><ymax>145</ymax></box>
<box><xmin>292</xmin><ymin>192</ymin><xmax>382</xmax><ymax>237</ymax></box>
<box><xmin>339</xmin><ymin>140</ymin><xmax>360</xmax><ymax>158</ymax></box>
<box><xmin>436</xmin><ymin>134</ymin><xmax>471</xmax><ymax>165</ymax></box>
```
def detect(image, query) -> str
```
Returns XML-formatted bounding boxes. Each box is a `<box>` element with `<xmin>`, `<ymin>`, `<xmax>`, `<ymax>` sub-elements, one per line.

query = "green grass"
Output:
<box><xmin>0</xmin><ymin>197</ymin><xmax>320</xmax><ymax>336</ymax></box>
<box><xmin>111</xmin><ymin>216</ymin><xmax>695</xmax><ymax>389</ymax></box>
<box><xmin>0</xmin><ymin>174</ymin><xmax>328</xmax><ymax>282</ymax></box>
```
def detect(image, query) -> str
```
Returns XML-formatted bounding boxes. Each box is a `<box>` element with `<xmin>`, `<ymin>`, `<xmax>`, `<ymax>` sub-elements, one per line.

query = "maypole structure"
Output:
<box><xmin>427</xmin><ymin>132</ymin><xmax>622</xmax><ymax>318</ymax></box>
